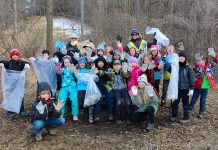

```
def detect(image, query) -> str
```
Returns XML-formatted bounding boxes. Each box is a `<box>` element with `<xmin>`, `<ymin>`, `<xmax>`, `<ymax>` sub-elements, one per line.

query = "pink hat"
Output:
<box><xmin>128</xmin><ymin>56</ymin><xmax>138</xmax><ymax>64</ymax></box>
<box><xmin>150</xmin><ymin>45</ymin><xmax>158</xmax><ymax>51</ymax></box>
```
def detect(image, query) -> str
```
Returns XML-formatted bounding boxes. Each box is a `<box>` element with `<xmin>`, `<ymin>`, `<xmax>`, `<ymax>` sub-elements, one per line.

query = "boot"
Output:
<box><xmin>145</xmin><ymin>123</ymin><xmax>155</xmax><ymax>131</ymax></box>
<box><xmin>88</xmin><ymin>107</ymin><xmax>94</xmax><ymax>124</ymax></box>
<box><xmin>197</xmin><ymin>109</ymin><xmax>205</xmax><ymax>118</ymax></box>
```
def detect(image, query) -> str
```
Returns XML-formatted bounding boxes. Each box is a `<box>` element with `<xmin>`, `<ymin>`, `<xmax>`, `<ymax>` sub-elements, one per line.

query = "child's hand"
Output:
<box><xmin>122</xmin><ymin>62</ymin><xmax>128</xmax><ymax>73</ymax></box>
<box><xmin>187</xmin><ymin>90</ymin><xmax>194</xmax><ymax>96</ymax></box>
<box><xmin>140</xmin><ymin>64</ymin><xmax>148</xmax><ymax>72</ymax></box>
<box><xmin>208</xmin><ymin>48</ymin><xmax>216</xmax><ymax>57</ymax></box>
<box><xmin>29</xmin><ymin>57</ymin><xmax>36</xmax><ymax>61</ymax></box>
<box><xmin>24</xmin><ymin>64</ymin><xmax>30</xmax><ymax>70</ymax></box>
<box><xmin>0</xmin><ymin>63</ymin><xmax>3</xmax><ymax>67</ymax></box>
<box><xmin>91</xmin><ymin>63</ymin><xmax>96</xmax><ymax>70</ymax></box>
<box><xmin>131</xmin><ymin>86</ymin><xmax>138</xmax><ymax>96</ymax></box>
<box><xmin>53</xmin><ymin>101</ymin><xmax>64</xmax><ymax>112</ymax></box>
<box><xmin>148</xmin><ymin>61</ymin><xmax>155</xmax><ymax>69</ymax></box>
<box><xmin>158</xmin><ymin>61</ymin><xmax>164</xmax><ymax>69</ymax></box>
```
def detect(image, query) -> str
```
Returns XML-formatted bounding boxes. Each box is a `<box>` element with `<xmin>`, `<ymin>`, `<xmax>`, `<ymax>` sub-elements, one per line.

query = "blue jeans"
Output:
<box><xmin>32</xmin><ymin>117</ymin><xmax>65</xmax><ymax>133</ymax></box>
<box><xmin>190</xmin><ymin>88</ymin><xmax>208</xmax><ymax>112</ymax></box>
<box><xmin>172</xmin><ymin>89</ymin><xmax>190</xmax><ymax>117</ymax></box>
<box><xmin>93</xmin><ymin>85</ymin><xmax>114</xmax><ymax>115</ymax></box>
<box><xmin>7</xmin><ymin>98</ymin><xmax>25</xmax><ymax>118</ymax></box>
<box><xmin>114</xmin><ymin>89</ymin><xmax>132</xmax><ymax>120</ymax></box>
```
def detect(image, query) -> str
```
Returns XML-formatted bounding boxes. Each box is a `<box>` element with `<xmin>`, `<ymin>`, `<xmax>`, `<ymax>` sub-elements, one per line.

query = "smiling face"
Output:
<box><xmin>113</xmin><ymin>54</ymin><xmax>120</xmax><ymax>60</ymax></box>
<box><xmin>113</xmin><ymin>63</ymin><xmax>121</xmax><ymax>71</ymax></box>
<box><xmin>79</xmin><ymin>62</ymin><xmax>86</xmax><ymax>68</ymax></box>
<box><xmin>138</xmin><ymin>81</ymin><xmax>146</xmax><ymax>89</ymax></box>
<box><xmin>11</xmin><ymin>55</ymin><xmax>19</xmax><ymax>61</ymax></box>
<box><xmin>39</xmin><ymin>90</ymin><xmax>51</xmax><ymax>101</ymax></box>
<box><xmin>151</xmin><ymin>49</ymin><xmax>158</xmax><ymax>56</ymax></box>
<box><xmin>131</xmin><ymin>33</ymin><xmax>139</xmax><ymax>40</ymax></box>
<box><xmin>143</xmin><ymin>56</ymin><xmax>150</xmax><ymax>65</ymax></box>
<box><xmin>64</xmin><ymin>59</ymin><xmax>71</xmax><ymax>68</ymax></box>
<box><xmin>97</xmin><ymin>61</ymin><xmax>104</xmax><ymax>68</ymax></box>
<box><xmin>130</xmin><ymin>48</ymin><xmax>136</xmax><ymax>56</ymax></box>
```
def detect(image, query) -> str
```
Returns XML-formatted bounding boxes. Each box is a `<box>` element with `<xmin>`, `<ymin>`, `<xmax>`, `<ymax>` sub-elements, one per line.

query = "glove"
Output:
<box><xmin>69</xmin><ymin>64</ymin><xmax>75</xmax><ymax>72</ymax></box>
<box><xmin>127</xmin><ymin>65</ymin><xmax>132</xmax><ymax>72</ymax></box>
<box><xmin>131</xmin><ymin>86</ymin><xmax>138</xmax><ymax>96</ymax></box>
<box><xmin>36</xmin><ymin>101</ymin><xmax>46</xmax><ymax>114</ymax></box>
<box><xmin>120</xmin><ymin>53</ymin><xmax>126</xmax><ymax>60</ymax></box>
<box><xmin>208</xmin><ymin>48</ymin><xmax>216</xmax><ymax>57</ymax></box>
<box><xmin>106</xmin><ymin>55</ymin><xmax>112</xmax><ymax>63</ymax></box>
<box><xmin>53</xmin><ymin>57</ymin><xmax>59</xmax><ymax>63</ymax></box>
<box><xmin>74</xmin><ymin>52</ymin><xmax>80</xmax><ymax>60</ymax></box>
<box><xmin>106</xmin><ymin>68</ymin><xmax>113</xmax><ymax>74</ymax></box>
<box><xmin>158</xmin><ymin>61</ymin><xmax>164</xmax><ymax>69</ymax></box>
<box><xmin>122</xmin><ymin>62</ymin><xmax>128</xmax><ymax>73</ymax></box>
<box><xmin>24</xmin><ymin>64</ymin><xmax>30</xmax><ymax>70</ymax></box>
<box><xmin>146</xmin><ymin>85</ymin><xmax>154</xmax><ymax>97</ymax></box>
<box><xmin>29</xmin><ymin>57</ymin><xmax>36</xmax><ymax>61</ymax></box>
<box><xmin>86</xmin><ymin>49</ymin><xmax>92</xmax><ymax>56</ymax></box>
<box><xmin>187</xmin><ymin>90</ymin><xmax>194</xmax><ymax>96</ymax></box>
<box><xmin>148</xmin><ymin>61</ymin><xmax>155</xmax><ymax>70</ymax></box>
<box><xmin>53</xmin><ymin>101</ymin><xmax>64</xmax><ymax>112</ymax></box>
<box><xmin>195</xmin><ymin>53</ymin><xmax>203</xmax><ymax>63</ymax></box>
<box><xmin>140</xmin><ymin>64</ymin><xmax>148</xmax><ymax>72</ymax></box>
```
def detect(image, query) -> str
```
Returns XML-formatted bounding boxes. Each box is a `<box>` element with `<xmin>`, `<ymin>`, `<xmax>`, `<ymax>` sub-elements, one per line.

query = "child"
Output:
<box><xmin>130</xmin><ymin>74</ymin><xmax>158</xmax><ymax>131</ymax></box>
<box><xmin>140</xmin><ymin>55</ymin><xmax>155</xmax><ymax>87</ymax></box>
<box><xmin>112</xmin><ymin>60</ymin><xmax>132</xmax><ymax>125</ymax></box>
<box><xmin>74</xmin><ymin>57</ymin><xmax>97</xmax><ymax>123</ymax></box>
<box><xmin>92</xmin><ymin>42</ymin><xmax>107</xmax><ymax>61</ymax></box>
<box><xmin>170</xmin><ymin>52</ymin><xmax>195</xmax><ymax>123</ymax></box>
<box><xmin>189</xmin><ymin>51</ymin><xmax>217</xmax><ymax>118</ymax></box>
<box><xmin>149</xmin><ymin>45</ymin><xmax>161</xmax><ymax>93</ymax></box>
<box><xmin>128</xmin><ymin>46</ymin><xmax>139</xmax><ymax>58</ymax></box>
<box><xmin>127</xmin><ymin>56</ymin><xmax>143</xmax><ymax>93</ymax></box>
<box><xmin>93</xmin><ymin>56</ymin><xmax>115</xmax><ymax>121</ymax></box>
<box><xmin>0</xmin><ymin>48</ymin><xmax>30</xmax><ymax>119</ymax></box>
<box><xmin>31</xmin><ymin>82</ymin><xmax>65</xmax><ymax>141</ymax></box>
<box><xmin>58</xmin><ymin>55</ymin><xmax>78</xmax><ymax>121</ymax></box>
<box><xmin>42</xmin><ymin>49</ymin><xmax>51</xmax><ymax>60</ymax></box>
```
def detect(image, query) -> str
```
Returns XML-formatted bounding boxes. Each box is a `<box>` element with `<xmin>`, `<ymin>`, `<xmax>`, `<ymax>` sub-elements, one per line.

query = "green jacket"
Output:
<box><xmin>132</xmin><ymin>88</ymin><xmax>158</xmax><ymax>113</ymax></box>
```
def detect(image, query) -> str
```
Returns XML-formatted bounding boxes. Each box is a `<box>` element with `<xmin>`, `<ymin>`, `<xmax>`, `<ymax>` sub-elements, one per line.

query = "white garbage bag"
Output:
<box><xmin>30</xmin><ymin>59</ymin><xmax>57</xmax><ymax>96</ymax></box>
<box><xmin>1</xmin><ymin>67</ymin><xmax>26</xmax><ymax>113</ymax></box>
<box><xmin>83</xmin><ymin>74</ymin><xmax>101</xmax><ymax>107</ymax></box>
<box><xmin>146</xmin><ymin>27</ymin><xmax>170</xmax><ymax>49</ymax></box>
<box><xmin>166</xmin><ymin>53</ymin><xmax>179</xmax><ymax>102</ymax></box>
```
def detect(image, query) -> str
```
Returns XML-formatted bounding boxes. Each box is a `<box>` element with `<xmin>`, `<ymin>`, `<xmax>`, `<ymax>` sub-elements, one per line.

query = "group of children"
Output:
<box><xmin>0</xmin><ymin>28</ymin><xmax>217</xmax><ymax>142</ymax></box>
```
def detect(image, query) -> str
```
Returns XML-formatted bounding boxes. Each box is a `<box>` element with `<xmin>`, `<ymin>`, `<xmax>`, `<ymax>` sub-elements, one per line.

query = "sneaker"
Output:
<box><xmin>73</xmin><ymin>116</ymin><xmax>78</xmax><ymax>121</ymax></box>
<box><xmin>145</xmin><ymin>123</ymin><xmax>155</xmax><ymax>131</ymax></box>
<box><xmin>116</xmin><ymin>120</ymin><xmax>123</xmax><ymax>125</ymax></box>
<box><xmin>170</xmin><ymin>117</ymin><xmax>176</xmax><ymax>122</ymax></box>
<box><xmin>35</xmin><ymin>132</ymin><xmax>42</xmax><ymax>141</ymax></box>
<box><xmin>179</xmin><ymin>118</ymin><xmax>190</xmax><ymax>123</ymax></box>
<box><xmin>197</xmin><ymin>111</ymin><xmax>204</xmax><ymax>118</ymax></box>
<box><xmin>108</xmin><ymin>114</ymin><xmax>113</xmax><ymax>121</ymax></box>
<box><xmin>94</xmin><ymin>114</ymin><xmax>100</xmax><ymax>122</ymax></box>
<box><xmin>126</xmin><ymin>120</ymin><xmax>132</xmax><ymax>125</ymax></box>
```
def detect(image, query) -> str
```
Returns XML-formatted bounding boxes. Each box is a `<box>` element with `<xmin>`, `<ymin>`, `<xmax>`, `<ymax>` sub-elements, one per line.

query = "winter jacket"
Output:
<box><xmin>128</xmin><ymin>66</ymin><xmax>143</xmax><ymax>91</ymax></box>
<box><xmin>31</xmin><ymin>82</ymin><xmax>61</xmax><ymax>123</ymax></box>
<box><xmin>111</xmin><ymin>69</ymin><xmax>130</xmax><ymax>90</ymax></box>
<box><xmin>178</xmin><ymin>64</ymin><xmax>195</xmax><ymax>90</ymax></box>
<box><xmin>131</xmin><ymin>87</ymin><xmax>158</xmax><ymax>114</ymax></box>
<box><xmin>76</xmin><ymin>68</ymin><xmax>90</xmax><ymax>91</ymax></box>
<box><xmin>193</xmin><ymin>55</ymin><xmax>218</xmax><ymax>89</ymax></box>
<box><xmin>66</xmin><ymin>42</ymin><xmax>80</xmax><ymax>53</ymax></box>
<box><xmin>59</xmin><ymin>68</ymin><xmax>76</xmax><ymax>88</ymax></box>
<box><xmin>0</xmin><ymin>59</ymin><xmax>28</xmax><ymax>71</ymax></box>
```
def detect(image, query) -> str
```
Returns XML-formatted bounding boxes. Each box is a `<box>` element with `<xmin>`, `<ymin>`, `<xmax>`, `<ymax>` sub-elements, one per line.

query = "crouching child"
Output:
<box><xmin>130</xmin><ymin>74</ymin><xmax>158</xmax><ymax>131</ymax></box>
<box><xmin>31</xmin><ymin>82</ymin><xmax>65</xmax><ymax>141</ymax></box>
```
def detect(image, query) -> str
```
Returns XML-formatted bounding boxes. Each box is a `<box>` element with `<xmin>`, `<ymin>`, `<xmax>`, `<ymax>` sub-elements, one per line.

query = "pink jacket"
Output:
<box><xmin>128</xmin><ymin>66</ymin><xmax>143</xmax><ymax>91</ymax></box>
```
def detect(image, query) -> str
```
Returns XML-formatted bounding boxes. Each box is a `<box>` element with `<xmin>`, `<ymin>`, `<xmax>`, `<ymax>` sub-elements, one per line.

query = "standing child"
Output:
<box><xmin>170</xmin><ymin>52</ymin><xmax>195</xmax><ymax>123</ymax></box>
<box><xmin>130</xmin><ymin>74</ymin><xmax>158</xmax><ymax>131</ymax></box>
<box><xmin>58</xmin><ymin>55</ymin><xmax>78</xmax><ymax>121</ymax></box>
<box><xmin>31</xmin><ymin>82</ymin><xmax>65</xmax><ymax>141</ymax></box>
<box><xmin>189</xmin><ymin>50</ymin><xmax>217</xmax><ymax>118</ymax></box>
<box><xmin>112</xmin><ymin>60</ymin><xmax>132</xmax><ymax>125</ymax></box>
<box><xmin>0</xmin><ymin>49</ymin><xmax>30</xmax><ymax>120</ymax></box>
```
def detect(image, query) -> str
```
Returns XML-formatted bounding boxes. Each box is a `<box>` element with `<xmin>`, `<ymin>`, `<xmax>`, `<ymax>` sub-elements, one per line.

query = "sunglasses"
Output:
<box><xmin>71</xmin><ymin>37</ymin><xmax>77</xmax><ymax>39</ymax></box>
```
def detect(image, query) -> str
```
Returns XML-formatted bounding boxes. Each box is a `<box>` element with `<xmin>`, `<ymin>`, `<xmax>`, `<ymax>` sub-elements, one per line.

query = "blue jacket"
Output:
<box><xmin>76</xmin><ymin>68</ymin><xmax>90</xmax><ymax>91</ymax></box>
<box><xmin>60</xmin><ymin>68</ymin><xmax>76</xmax><ymax>88</ymax></box>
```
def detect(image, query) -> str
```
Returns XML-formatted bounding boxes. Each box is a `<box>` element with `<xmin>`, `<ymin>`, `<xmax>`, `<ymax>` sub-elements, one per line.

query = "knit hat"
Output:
<box><xmin>94</xmin><ymin>56</ymin><xmax>107</xmax><ymax>67</ymax></box>
<box><xmin>113</xmin><ymin>60</ymin><xmax>121</xmax><ymax>65</ymax></box>
<box><xmin>96</xmin><ymin>42</ymin><xmax>106</xmax><ymax>51</ymax></box>
<box><xmin>71</xmin><ymin>33</ymin><xmax>78</xmax><ymax>39</ymax></box>
<box><xmin>62</xmin><ymin>55</ymin><xmax>72</xmax><ymax>62</ymax></box>
<box><xmin>53</xmin><ymin>51</ymin><xmax>65</xmax><ymax>62</ymax></box>
<box><xmin>113</xmin><ymin>50</ymin><xmax>120</xmax><ymax>55</ymax></box>
<box><xmin>137</xmin><ymin>74</ymin><xmax>148</xmax><ymax>84</ymax></box>
<box><xmin>178</xmin><ymin>51</ymin><xmax>187</xmax><ymax>61</ymax></box>
<box><xmin>10</xmin><ymin>49</ymin><xmax>20</xmax><ymax>58</ymax></box>
<box><xmin>78</xmin><ymin>57</ymin><xmax>88</xmax><ymax>64</ymax></box>
<box><xmin>128</xmin><ymin>56</ymin><xmax>138</xmax><ymax>64</ymax></box>
<box><xmin>150</xmin><ymin>45</ymin><xmax>158</xmax><ymax>51</ymax></box>
<box><xmin>37</xmin><ymin>82</ymin><xmax>52</xmax><ymax>96</ymax></box>
<box><xmin>131</xmin><ymin>28</ymin><xmax>139</xmax><ymax>35</ymax></box>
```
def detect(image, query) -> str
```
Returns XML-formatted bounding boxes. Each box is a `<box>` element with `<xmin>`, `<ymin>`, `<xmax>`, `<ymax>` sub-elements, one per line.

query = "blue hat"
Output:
<box><xmin>131</xmin><ymin>28</ymin><xmax>139</xmax><ymax>35</ymax></box>
<box><xmin>78</xmin><ymin>57</ymin><xmax>88</xmax><ymax>64</ymax></box>
<box><xmin>113</xmin><ymin>50</ymin><xmax>120</xmax><ymax>55</ymax></box>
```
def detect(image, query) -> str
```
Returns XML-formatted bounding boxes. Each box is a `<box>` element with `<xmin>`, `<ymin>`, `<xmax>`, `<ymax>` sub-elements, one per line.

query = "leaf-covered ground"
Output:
<box><xmin>0</xmin><ymin>70</ymin><xmax>217</xmax><ymax>150</ymax></box>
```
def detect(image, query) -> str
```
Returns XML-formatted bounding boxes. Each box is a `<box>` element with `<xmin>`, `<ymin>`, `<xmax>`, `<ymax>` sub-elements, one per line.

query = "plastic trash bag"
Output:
<box><xmin>145</xmin><ymin>27</ymin><xmax>170</xmax><ymax>49</ymax></box>
<box><xmin>166</xmin><ymin>53</ymin><xmax>179</xmax><ymax>102</ymax></box>
<box><xmin>83</xmin><ymin>74</ymin><xmax>101</xmax><ymax>107</ymax></box>
<box><xmin>1</xmin><ymin>67</ymin><xmax>26</xmax><ymax>113</ymax></box>
<box><xmin>55</xmin><ymin>40</ymin><xmax>66</xmax><ymax>53</ymax></box>
<box><xmin>30</xmin><ymin>59</ymin><xmax>57</xmax><ymax>96</ymax></box>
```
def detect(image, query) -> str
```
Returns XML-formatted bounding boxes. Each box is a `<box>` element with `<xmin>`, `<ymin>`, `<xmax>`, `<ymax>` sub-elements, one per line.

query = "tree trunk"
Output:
<box><xmin>46</xmin><ymin>0</ymin><xmax>53</xmax><ymax>51</ymax></box>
